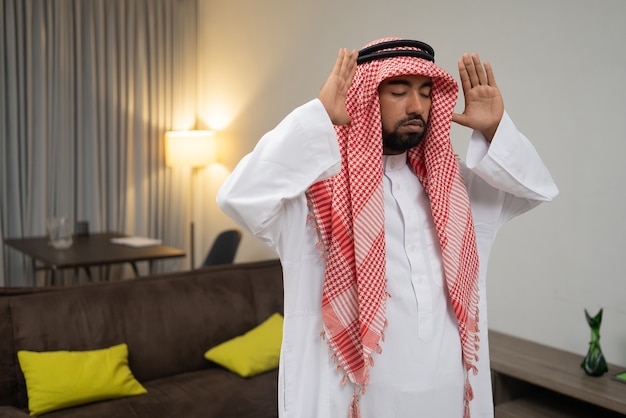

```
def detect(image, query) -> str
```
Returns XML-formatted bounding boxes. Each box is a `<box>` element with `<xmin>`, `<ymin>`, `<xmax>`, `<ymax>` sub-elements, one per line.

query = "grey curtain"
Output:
<box><xmin>0</xmin><ymin>0</ymin><xmax>198</xmax><ymax>286</ymax></box>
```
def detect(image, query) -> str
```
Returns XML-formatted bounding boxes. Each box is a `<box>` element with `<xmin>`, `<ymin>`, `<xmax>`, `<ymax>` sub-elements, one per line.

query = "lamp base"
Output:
<box><xmin>190</xmin><ymin>221</ymin><xmax>195</xmax><ymax>269</ymax></box>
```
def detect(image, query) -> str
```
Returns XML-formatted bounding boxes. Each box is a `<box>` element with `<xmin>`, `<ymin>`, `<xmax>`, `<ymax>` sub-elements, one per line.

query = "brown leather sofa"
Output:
<box><xmin>0</xmin><ymin>259</ymin><xmax>283</xmax><ymax>417</ymax></box>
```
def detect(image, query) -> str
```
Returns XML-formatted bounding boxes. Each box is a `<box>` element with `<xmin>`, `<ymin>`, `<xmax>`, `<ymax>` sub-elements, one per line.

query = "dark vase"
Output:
<box><xmin>581</xmin><ymin>308</ymin><xmax>608</xmax><ymax>377</ymax></box>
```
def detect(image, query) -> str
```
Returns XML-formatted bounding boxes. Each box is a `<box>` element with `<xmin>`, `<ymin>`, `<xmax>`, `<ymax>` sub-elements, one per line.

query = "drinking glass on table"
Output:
<box><xmin>47</xmin><ymin>216</ymin><xmax>73</xmax><ymax>249</ymax></box>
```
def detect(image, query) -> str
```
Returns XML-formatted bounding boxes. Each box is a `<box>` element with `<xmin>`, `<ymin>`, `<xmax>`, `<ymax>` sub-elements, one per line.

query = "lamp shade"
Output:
<box><xmin>165</xmin><ymin>130</ymin><xmax>216</xmax><ymax>167</ymax></box>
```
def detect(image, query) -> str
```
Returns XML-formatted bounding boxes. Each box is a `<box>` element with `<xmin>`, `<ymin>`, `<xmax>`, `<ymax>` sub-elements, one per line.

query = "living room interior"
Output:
<box><xmin>1</xmin><ymin>0</ymin><xmax>625</xmax><ymax>416</ymax></box>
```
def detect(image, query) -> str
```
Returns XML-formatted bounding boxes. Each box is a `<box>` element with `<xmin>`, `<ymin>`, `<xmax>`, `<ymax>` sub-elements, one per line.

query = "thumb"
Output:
<box><xmin>332</xmin><ymin>109</ymin><xmax>352</xmax><ymax>126</ymax></box>
<box><xmin>451</xmin><ymin>112</ymin><xmax>468</xmax><ymax>127</ymax></box>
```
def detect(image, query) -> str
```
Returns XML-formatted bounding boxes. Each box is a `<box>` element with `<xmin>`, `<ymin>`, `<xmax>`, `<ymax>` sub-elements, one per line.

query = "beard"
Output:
<box><xmin>382</xmin><ymin>115</ymin><xmax>427</xmax><ymax>154</ymax></box>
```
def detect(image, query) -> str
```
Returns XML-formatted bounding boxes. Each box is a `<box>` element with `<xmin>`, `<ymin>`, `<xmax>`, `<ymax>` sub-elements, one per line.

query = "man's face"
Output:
<box><xmin>378</xmin><ymin>74</ymin><xmax>433</xmax><ymax>155</ymax></box>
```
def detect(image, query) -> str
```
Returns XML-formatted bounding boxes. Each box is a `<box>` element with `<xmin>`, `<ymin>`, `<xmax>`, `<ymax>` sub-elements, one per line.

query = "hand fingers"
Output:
<box><xmin>471</xmin><ymin>53</ymin><xmax>488</xmax><ymax>86</ymax></box>
<box><xmin>457</xmin><ymin>55</ymin><xmax>472</xmax><ymax>93</ymax></box>
<box><xmin>461</xmin><ymin>53</ymin><xmax>479</xmax><ymax>88</ymax></box>
<box><xmin>338</xmin><ymin>48</ymin><xmax>357</xmax><ymax>84</ymax></box>
<box><xmin>462</xmin><ymin>53</ymin><xmax>482</xmax><ymax>87</ymax></box>
<box><xmin>483</xmin><ymin>60</ymin><xmax>498</xmax><ymax>88</ymax></box>
<box><xmin>459</xmin><ymin>52</ymin><xmax>493</xmax><ymax>88</ymax></box>
<box><xmin>331</xmin><ymin>48</ymin><xmax>347</xmax><ymax>77</ymax></box>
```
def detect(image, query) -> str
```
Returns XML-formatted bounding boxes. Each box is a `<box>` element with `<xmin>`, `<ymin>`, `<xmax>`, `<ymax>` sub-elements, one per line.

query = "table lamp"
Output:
<box><xmin>165</xmin><ymin>130</ymin><xmax>216</xmax><ymax>268</ymax></box>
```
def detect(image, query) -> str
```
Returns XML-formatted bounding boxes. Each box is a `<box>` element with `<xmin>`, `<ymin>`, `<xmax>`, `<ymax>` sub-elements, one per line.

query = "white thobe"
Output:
<box><xmin>217</xmin><ymin>99</ymin><xmax>558</xmax><ymax>418</ymax></box>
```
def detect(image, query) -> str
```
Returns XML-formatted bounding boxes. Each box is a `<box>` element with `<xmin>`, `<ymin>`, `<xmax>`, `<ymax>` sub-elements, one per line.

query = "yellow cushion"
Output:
<box><xmin>204</xmin><ymin>312</ymin><xmax>283</xmax><ymax>377</ymax></box>
<box><xmin>17</xmin><ymin>343</ymin><xmax>147</xmax><ymax>416</ymax></box>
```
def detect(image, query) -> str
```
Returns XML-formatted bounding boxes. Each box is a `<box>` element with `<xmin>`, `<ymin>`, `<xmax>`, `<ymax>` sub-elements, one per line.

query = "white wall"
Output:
<box><xmin>197</xmin><ymin>0</ymin><xmax>626</xmax><ymax>367</ymax></box>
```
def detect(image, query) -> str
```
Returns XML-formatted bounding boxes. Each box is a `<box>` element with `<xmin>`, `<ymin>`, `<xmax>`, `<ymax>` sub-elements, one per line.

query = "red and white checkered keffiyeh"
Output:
<box><xmin>307</xmin><ymin>38</ymin><xmax>480</xmax><ymax>417</ymax></box>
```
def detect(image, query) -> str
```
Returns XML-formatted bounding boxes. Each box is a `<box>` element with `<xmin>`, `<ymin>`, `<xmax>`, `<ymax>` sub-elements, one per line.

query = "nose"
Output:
<box><xmin>407</xmin><ymin>90</ymin><xmax>425</xmax><ymax>115</ymax></box>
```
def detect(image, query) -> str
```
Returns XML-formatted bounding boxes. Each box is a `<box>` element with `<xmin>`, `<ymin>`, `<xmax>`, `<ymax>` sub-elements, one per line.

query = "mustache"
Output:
<box><xmin>396</xmin><ymin>114</ymin><xmax>426</xmax><ymax>128</ymax></box>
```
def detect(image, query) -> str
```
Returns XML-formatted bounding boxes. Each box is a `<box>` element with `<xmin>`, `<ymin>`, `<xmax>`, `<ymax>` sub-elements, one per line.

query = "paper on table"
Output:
<box><xmin>110</xmin><ymin>237</ymin><xmax>162</xmax><ymax>247</ymax></box>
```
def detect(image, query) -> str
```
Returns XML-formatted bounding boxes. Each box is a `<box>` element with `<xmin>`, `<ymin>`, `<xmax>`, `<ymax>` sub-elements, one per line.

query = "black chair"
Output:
<box><xmin>200</xmin><ymin>229</ymin><xmax>242</xmax><ymax>267</ymax></box>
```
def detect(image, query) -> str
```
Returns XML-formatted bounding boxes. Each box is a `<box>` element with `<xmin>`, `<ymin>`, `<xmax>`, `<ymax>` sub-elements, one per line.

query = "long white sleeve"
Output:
<box><xmin>466</xmin><ymin>111</ymin><xmax>559</xmax><ymax>201</ymax></box>
<box><xmin>217</xmin><ymin>99</ymin><xmax>340</xmax><ymax>248</ymax></box>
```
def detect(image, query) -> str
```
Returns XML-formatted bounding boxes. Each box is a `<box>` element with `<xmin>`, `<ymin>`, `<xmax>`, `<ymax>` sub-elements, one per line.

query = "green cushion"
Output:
<box><xmin>204</xmin><ymin>312</ymin><xmax>283</xmax><ymax>377</ymax></box>
<box><xmin>17</xmin><ymin>343</ymin><xmax>147</xmax><ymax>416</ymax></box>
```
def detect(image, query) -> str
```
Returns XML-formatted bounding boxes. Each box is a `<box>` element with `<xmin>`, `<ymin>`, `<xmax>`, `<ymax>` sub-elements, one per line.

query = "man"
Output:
<box><xmin>217</xmin><ymin>38</ymin><xmax>558</xmax><ymax>418</ymax></box>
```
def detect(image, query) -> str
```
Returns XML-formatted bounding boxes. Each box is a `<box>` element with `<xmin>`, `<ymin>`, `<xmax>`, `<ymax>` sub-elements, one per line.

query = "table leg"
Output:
<box><xmin>30</xmin><ymin>258</ymin><xmax>37</xmax><ymax>287</ymax></box>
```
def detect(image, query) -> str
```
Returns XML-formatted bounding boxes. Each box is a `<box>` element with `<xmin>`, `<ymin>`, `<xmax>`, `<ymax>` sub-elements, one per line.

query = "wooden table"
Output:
<box><xmin>490</xmin><ymin>330</ymin><xmax>626</xmax><ymax>417</ymax></box>
<box><xmin>4</xmin><ymin>232</ymin><xmax>185</xmax><ymax>285</ymax></box>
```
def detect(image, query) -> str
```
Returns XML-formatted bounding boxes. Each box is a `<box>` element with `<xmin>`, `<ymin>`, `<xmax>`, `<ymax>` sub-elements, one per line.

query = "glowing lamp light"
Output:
<box><xmin>165</xmin><ymin>130</ymin><xmax>216</xmax><ymax>167</ymax></box>
<box><xmin>164</xmin><ymin>129</ymin><xmax>217</xmax><ymax>270</ymax></box>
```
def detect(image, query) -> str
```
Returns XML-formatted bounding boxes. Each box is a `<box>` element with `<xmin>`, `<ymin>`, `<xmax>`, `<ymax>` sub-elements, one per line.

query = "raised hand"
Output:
<box><xmin>452</xmin><ymin>53</ymin><xmax>504</xmax><ymax>142</ymax></box>
<box><xmin>317</xmin><ymin>48</ymin><xmax>358</xmax><ymax>126</ymax></box>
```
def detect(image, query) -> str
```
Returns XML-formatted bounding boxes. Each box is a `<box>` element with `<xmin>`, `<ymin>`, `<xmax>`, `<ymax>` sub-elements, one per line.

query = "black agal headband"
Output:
<box><xmin>356</xmin><ymin>40</ymin><xmax>435</xmax><ymax>65</ymax></box>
